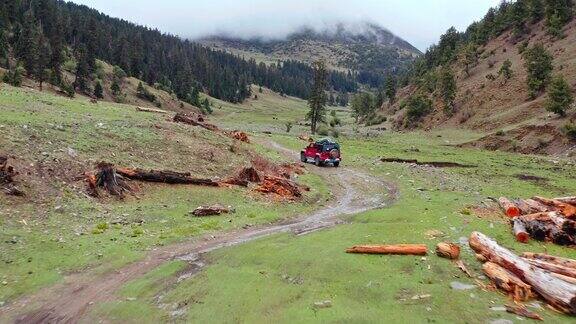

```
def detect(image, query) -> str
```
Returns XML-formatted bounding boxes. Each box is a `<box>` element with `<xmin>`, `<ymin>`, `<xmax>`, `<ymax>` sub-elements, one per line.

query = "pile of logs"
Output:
<box><xmin>223</xmin><ymin>160</ymin><xmax>308</xmax><ymax>199</ymax></box>
<box><xmin>231</xmin><ymin>131</ymin><xmax>250</xmax><ymax>143</ymax></box>
<box><xmin>470</xmin><ymin>231</ymin><xmax>576</xmax><ymax>316</ymax></box>
<box><xmin>0</xmin><ymin>156</ymin><xmax>24</xmax><ymax>196</ymax></box>
<box><xmin>498</xmin><ymin>196</ymin><xmax>576</xmax><ymax>246</ymax></box>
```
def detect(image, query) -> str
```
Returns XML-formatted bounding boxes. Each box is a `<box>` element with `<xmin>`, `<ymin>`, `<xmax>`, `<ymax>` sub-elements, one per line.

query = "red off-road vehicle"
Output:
<box><xmin>300</xmin><ymin>138</ymin><xmax>341</xmax><ymax>167</ymax></box>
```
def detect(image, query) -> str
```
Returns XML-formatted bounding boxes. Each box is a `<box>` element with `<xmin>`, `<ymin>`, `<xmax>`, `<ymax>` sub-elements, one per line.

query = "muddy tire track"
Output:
<box><xmin>1</xmin><ymin>141</ymin><xmax>397</xmax><ymax>324</ymax></box>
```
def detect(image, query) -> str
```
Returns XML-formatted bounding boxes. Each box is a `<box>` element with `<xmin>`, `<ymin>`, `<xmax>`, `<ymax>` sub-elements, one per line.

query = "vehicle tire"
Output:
<box><xmin>333</xmin><ymin>161</ymin><xmax>340</xmax><ymax>168</ymax></box>
<box><xmin>300</xmin><ymin>152</ymin><xmax>307</xmax><ymax>163</ymax></box>
<box><xmin>315</xmin><ymin>157</ymin><xmax>322</xmax><ymax>167</ymax></box>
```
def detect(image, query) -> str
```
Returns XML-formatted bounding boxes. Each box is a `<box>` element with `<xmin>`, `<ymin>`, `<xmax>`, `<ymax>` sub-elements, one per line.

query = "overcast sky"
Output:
<box><xmin>69</xmin><ymin>0</ymin><xmax>501</xmax><ymax>51</ymax></box>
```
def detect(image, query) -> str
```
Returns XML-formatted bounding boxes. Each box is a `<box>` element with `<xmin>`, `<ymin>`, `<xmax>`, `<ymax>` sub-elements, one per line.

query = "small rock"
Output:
<box><xmin>67</xmin><ymin>148</ymin><xmax>78</xmax><ymax>158</ymax></box>
<box><xmin>1</xmin><ymin>281</ymin><xmax>7</xmax><ymax>285</ymax></box>
<box><xmin>490</xmin><ymin>306</ymin><xmax>506</xmax><ymax>312</ymax></box>
<box><xmin>489</xmin><ymin>320</ymin><xmax>513</xmax><ymax>324</ymax></box>
<box><xmin>450</xmin><ymin>281</ymin><xmax>476</xmax><ymax>290</ymax></box>
<box><xmin>313</xmin><ymin>300</ymin><xmax>332</xmax><ymax>309</ymax></box>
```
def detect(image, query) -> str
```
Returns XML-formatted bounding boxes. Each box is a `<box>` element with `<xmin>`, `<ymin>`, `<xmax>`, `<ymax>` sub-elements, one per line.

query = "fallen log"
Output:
<box><xmin>346</xmin><ymin>244</ymin><xmax>428</xmax><ymax>256</ymax></box>
<box><xmin>524</xmin><ymin>199</ymin><xmax>552</xmax><ymax>213</ymax></box>
<box><xmin>524</xmin><ymin>259</ymin><xmax>576</xmax><ymax>279</ymax></box>
<box><xmin>532</xmin><ymin>196</ymin><xmax>576</xmax><ymax>218</ymax></box>
<box><xmin>498</xmin><ymin>197</ymin><xmax>520</xmax><ymax>217</ymax></box>
<box><xmin>549</xmin><ymin>213</ymin><xmax>576</xmax><ymax>236</ymax></box>
<box><xmin>192</xmin><ymin>205</ymin><xmax>232</xmax><ymax>217</ymax></box>
<box><xmin>117</xmin><ymin>168</ymin><xmax>219</xmax><ymax>186</ymax></box>
<box><xmin>436</xmin><ymin>242</ymin><xmax>460</xmax><ymax>259</ymax></box>
<box><xmin>512</xmin><ymin>217</ymin><xmax>530</xmax><ymax>243</ymax></box>
<box><xmin>482</xmin><ymin>262</ymin><xmax>534</xmax><ymax>302</ymax></box>
<box><xmin>505</xmin><ymin>304</ymin><xmax>543</xmax><ymax>321</ymax></box>
<box><xmin>469</xmin><ymin>231</ymin><xmax>576</xmax><ymax>314</ymax></box>
<box><xmin>518</xmin><ymin>212</ymin><xmax>575</xmax><ymax>245</ymax></box>
<box><xmin>516</xmin><ymin>200</ymin><xmax>538</xmax><ymax>215</ymax></box>
<box><xmin>555</xmin><ymin>197</ymin><xmax>576</xmax><ymax>205</ymax></box>
<box><xmin>173</xmin><ymin>113</ymin><xmax>219</xmax><ymax>131</ymax></box>
<box><xmin>522</xmin><ymin>253</ymin><xmax>576</xmax><ymax>270</ymax></box>
<box><xmin>136</xmin><ymin>106</ymin><xmax>168</xmax><ymax>114</ymax></box>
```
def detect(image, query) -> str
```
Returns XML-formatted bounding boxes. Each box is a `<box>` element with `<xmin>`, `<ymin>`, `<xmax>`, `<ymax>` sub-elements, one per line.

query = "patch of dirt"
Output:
<box><xmin>461</xmin><ymin>124</ymin><xmax>575</xmax><ymax>156</ymax></box>
<box><xmin>4</xmin><ymin>141</ymin><xmax>398</xmax><ymax>323</ymax></box>
<box><xmin>381</xmin><ymin>157</ymin><xmax>476</xmax><ymax>168</ymax></box>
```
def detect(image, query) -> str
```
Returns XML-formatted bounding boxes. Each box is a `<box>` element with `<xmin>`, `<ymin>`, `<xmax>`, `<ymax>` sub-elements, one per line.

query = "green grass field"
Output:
<box><xmin>0</xmin><ymin>86</ymin><xmax>329</xmax><ymax>304</ymax></box>
<box><xmin>2</xmin><ymin>84</ymin><xmax>576</xmax><ymax>323</ymax></box>
<box><xmin>86</xmin><ymin>129</ymin><xmax>576</xmax><ymax>323</ymax></box>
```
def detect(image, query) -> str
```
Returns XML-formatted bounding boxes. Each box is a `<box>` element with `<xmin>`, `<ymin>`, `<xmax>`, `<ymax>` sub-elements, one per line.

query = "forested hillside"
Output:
<box><xmin>203</xmin><ymin>21</ymin><xmax>421</xmax><ymax>88</ymax></box>
<box><xmin>381</xmin><ymin>0</ymin><xmax>576</xmax><ymax>156</ymax></box>
<box><xmin>0</xmin><ymin>0</ymin><xmax>357</xmax><ymax>104</ymax></box>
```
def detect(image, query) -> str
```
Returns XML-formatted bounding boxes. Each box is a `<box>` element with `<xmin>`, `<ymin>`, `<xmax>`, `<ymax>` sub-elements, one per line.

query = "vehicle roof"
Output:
<box><xmin>315</xmin><ymin>138</ymin><xmax>339</xmax><ymax>145</ymax></box>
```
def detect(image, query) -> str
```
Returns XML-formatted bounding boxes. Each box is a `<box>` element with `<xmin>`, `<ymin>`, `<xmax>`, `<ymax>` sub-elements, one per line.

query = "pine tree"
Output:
<box><xmin>545</xmin><ymin>0</ymin><xmax>573</xmax><ymax>37</ymax></box>
<box><xmin>511</xmin><ymin>0</ymin><xmax>528</xmax><ymax>38</ymax></box>
<box><xmin>546</xmin><ymin>75</ymin><xmax>573</xmax><ymax>116</ymax></box>
<box><xmin>36</xmin><ymin>32</ymin><xmax>52</xmax><ymax>91</ymax></box>
<box><xmin>522</xmin><ymin>43</ymin><xmax>553</xmax><ymax>98</ymax></box>
<box><xmin>527</xmin><ymin>0</ymin><xmax>545</xmax><ymax>22</ymax></box>
<box><xmin>202</xmin><ymin>98</ymin><xmax>212</xmax><ymax>114</ymax></box>
<box><xmin>438</xmin><ymin>67</ymin><xmax>457</xmax><ymax>113</ymax></box>
<box><xmin>16</xmin><ymin>10</ymin><xmax>40</xmax><ymax>77</ymax></box>
<box><xmin>385</xmin><ymin>75</ymin><xmax>397</xmax><ymax>104</ymax></box>
<box><xmin>94</xmin><ymin>81</ymin><xmax>104</xmax><ymax>99</ymax></box>
<box><xmin>74</xmin><ymin>44</ymin><xmax>91</xmax><ymax>92</ymax></box>
<box><xmin>460</xmin><ymin>43</ymin><xmax>478</xmax><ymax>77</ymax></box>
<box><xmin>111</xmin><ymin>79</ymin><xmax>121</xmax><ymax>97</ymax></box>
<box><xmin>48</xmin><ymin>12</ymin><xmax>64</xmax><ymax>85</ymax></box>
<box><xmin>498</xmin><ymin>59</ymin><xmax>513</xmax><ymax>83</ymax></box>
<box><xmin>307</xmin><ymin>61</ymin><xmax>328</xmax><ymax>134</ymax></box>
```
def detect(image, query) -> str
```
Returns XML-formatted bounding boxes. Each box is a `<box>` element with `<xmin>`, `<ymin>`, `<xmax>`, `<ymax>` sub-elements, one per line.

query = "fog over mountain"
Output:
<box><xmin>69</xmin><ymin>0</ymin><xmax>500</xmax><ymax>52</ymax></box>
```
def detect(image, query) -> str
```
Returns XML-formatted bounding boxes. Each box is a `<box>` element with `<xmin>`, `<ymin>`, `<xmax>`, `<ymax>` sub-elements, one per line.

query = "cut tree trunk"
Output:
<box><xmin>192</xmin><ymin>205</ymin><xmax>232</xmax><ymax>217</ymax></box>
<box><xmin>94</xmin><ymin>162</ymin><xmax>132</xmax><ymax>197</ymax></box>
<box><xmin>482</xmin><ymin>262</ymin><xmax>534</xmax><ymax>302</ymax></box>
<box><xmin>346</xmin><ymin>244</ymin><xmax>428</xmax><ymax>256</ymax></box>
<box><xmin>116</xmin><ymin>168</ymin><xmax>219</xmax><ymax>186</ymax></box>
<box><xmin>498</xmin><ymin>197</ymin><xmax>520</xmax><ymax>217</ymax></box>
<box><xmin>555</xmin><ymin>197</ymin><xmax>576</xmax><ymax>205</ymax></box>
<box><xmin>522</xmin><ymin>253</ymin><xmax>576</xmax><ymax>270</ymax></box>
<box><xmin>516</xmin><ymin>200</ymin><xmax>538</xmax><ymax>215</ymax></box>
<box><xmin>549</xmin><ymin>213</ymin><xmax>576</xmax><ymax>236</ymax></box>
<box><xmin>136</xmin><ymin>106</ymin><xmax>168</xmax><ymax>114</ymax></box>
<box><xmin>173</xmin><ymin>113</ymin><xmax>219</xmax><ymax>131</ymax></box>
<box><xmin>523</xmin><ymin>199</ymin><xmax>552</xmax><ymax>213</ymax></box>
<box><xmin>469</xmin><ymin>231</ymin><xmax>576</xmax><ymax>314</ymax></box>
<box><xmin>512</xmin><ymin>217</ymin><xmax>530</xmax><ymax>243</ymax></box>
<box><xmin>505</xmin><ymin>304</ymin><xmax>543</xmax><ymax>321</ymax></box>
<box><xmin>524</xmin><ymin>259</ymin><xmax>576</xmax><ymax>279</ymax></box>
<box><xmin>435</xmin><ymin>242</ymin><xmax>460</xmax><ymax>259</ymax></box>
<box><xmin>532</xmin><ymin>196</ymin><xmax>576</xmax><ymax>218</ymax></box>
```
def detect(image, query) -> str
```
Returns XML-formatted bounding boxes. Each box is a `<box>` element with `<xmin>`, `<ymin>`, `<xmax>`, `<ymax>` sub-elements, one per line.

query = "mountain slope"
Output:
<box><xmin>0</xmin><ymin>0</ymin><xmax>357</xmax><ymax>103</ymax></box>
<box><xmin>201</xmin><ymin>21</ymin><xmax>421</xmax><ymax>87</ymax></box>
<box><xmin>386</xmin><ymin>1</ymin><xmax>576</xmax><ymax>157</ymax></box>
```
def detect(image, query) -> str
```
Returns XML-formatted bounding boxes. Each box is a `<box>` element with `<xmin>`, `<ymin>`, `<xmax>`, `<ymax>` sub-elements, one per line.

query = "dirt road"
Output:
<box><xmin>1</xmin><ymin>141</ymin><xmax>396</xmax><ymax>323</ymax></box>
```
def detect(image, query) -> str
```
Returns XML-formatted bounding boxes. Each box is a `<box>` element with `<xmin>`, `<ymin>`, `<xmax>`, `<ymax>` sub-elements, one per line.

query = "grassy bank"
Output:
<box><xmin>95</xmin><ymin>130</ymin><xmax>576</xmax><ymax>323</ymax></box>
<box><xmin>0</xmin><ymin>87</ymin><xmax>330</xmax><ymax>304</ymax></box>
